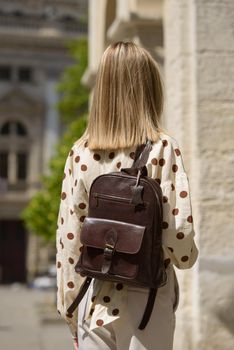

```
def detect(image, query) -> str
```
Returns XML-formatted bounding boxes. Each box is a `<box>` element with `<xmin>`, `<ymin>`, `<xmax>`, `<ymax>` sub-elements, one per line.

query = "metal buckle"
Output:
<box><xmin>104</xmin><ymin>243</ymin><xmax>115</xmax><ymax>260</ymax></box>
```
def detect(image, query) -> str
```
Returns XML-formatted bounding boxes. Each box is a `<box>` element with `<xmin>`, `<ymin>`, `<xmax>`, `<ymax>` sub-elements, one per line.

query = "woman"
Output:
<box><xmin>56</xmin><ymin>41</ymin><xmax>198</xmax><ymax>350</ymax></box>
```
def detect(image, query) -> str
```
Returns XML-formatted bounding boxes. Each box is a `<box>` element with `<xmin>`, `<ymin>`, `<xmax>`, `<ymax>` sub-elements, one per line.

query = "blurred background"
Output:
<box><xmin>0</xmin><ymin>0</ymin><xmax>233</xmax><ymax>349</ymax></box>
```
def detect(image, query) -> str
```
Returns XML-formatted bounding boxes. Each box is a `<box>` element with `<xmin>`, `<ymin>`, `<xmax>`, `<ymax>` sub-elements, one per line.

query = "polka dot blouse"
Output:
<box><xmin>56</xmin><ymin>132</ymin><xmax>198</xmax><ymax>338</ymax></box>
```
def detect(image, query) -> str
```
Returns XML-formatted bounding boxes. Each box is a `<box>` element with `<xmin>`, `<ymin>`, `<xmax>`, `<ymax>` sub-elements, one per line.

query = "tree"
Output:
<box><xmin>21</xmin><ymin>38</ymin><xmax>89</xmax><ymax>242</ymax></box>
<box><xmin>57</xmin><ymin>37</ymin><xmax>89</xmax><ymax>124</ymax></box>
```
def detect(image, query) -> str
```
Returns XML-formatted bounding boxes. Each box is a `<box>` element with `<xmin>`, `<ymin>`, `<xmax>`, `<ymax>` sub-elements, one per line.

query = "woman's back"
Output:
<box><xmin>56</xmin><ymin>131</ymin><xmax>198</xmax><ymax>338</ymax></box>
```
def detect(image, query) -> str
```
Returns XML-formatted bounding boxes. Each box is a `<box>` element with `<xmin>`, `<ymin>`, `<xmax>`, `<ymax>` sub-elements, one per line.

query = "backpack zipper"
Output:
<box><xmin>93</xmin><ymin>192</ymin><xmax>132</xmax><ymax>206</ymax></box>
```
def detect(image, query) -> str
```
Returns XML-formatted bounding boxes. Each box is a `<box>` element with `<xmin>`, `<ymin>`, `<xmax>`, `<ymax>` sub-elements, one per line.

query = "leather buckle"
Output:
<box><xmin>101</xmin><ymin>229</ymin><xmax>117</xmax><ymax>274</ymax></box>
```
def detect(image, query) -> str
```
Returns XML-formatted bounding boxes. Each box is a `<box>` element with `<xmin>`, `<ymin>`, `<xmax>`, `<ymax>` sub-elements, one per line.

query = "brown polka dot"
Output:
<box><xmin>71</xmin><ymin>187</ymin><xmax>73</xmax><ymax>195</ymax></box>
<box><xmin>162</xmin><ymin>221</ymin><xmax>169</xmax><ymax>229</ymax></box>
<box><xmin>176</xmin><ymin>232</ymin><xmax>185</xmax><ymax>239</ymax></box>
<box><xmin>168</xmin><ymin>247</ymin><xmax>174</xmax><ymax>252</ymax></box>
<box><xmin>112</xmin><ymin>309</ymin><xmax>119</xmax><ymax>316</ymax></box>
<box><xmin>63</xmin><ymin>172</ymin><xmax>66</xmax><ymax>180</ymax></box>
<box><xmin>70</xmin><ymin>209</ymin><xmax>74</xmax><ymax>215</ymax></box>
<box><xmin>103</xmin><ymin>296</ymin><xmax>111</xmax><ymax>303</ymax></box>
<box><xmin>159</xmin><ymin>158</ymin><xmax>165</xmax><ymax>166</ymax></box>
<box><xmin>116</xmin><ymin>283</ymin><xmax>123</xmax><ymax>290</ymax></box>
<box><xmin>172</xmin><ymin>208</ymin><xmax>179</xmax><ymax>215</ymax></box>
<box><xmin>180</xmin><ymin>191</ymin><xmax>188</xmax><ymax>198</ymax></box>
<box><xmin>116</xmin><ymin>162</ymin><xmax>121</xmax><ymax>169</ymax></box>
<box><xmin>187</xmin><ymin>215</ymin><xmax>193</xmax><ymax>223</ymax></box>
<box><xmin>66</xmin><ymin>312</ymin><xmax>73</xmax><ymax>318</ymax></box>
<box><xmin>96</xmin><ymin>319</ymin><xmax>104</xmax><ymax>326</ymax></box>
<box><xmin>129</xmin><ymin>152</ymin><xmax>135</xmax><ymax>159</ymax></box>
<box><xmin>79</xmin><ymin>202</ymin><xmax>86</xmax><ymax>210</ymax></box>
<box><xmin>175</xmin><ymin>148</ymin><xmax>181</xmax><ymax>156</ymax></box>
<box><xmin>91</xmin><ymin>295</ymin><xmax>96</xmax><ymax>302</ymax></box>
<box><xmin>67</xmin><ymin>281</ymin><xmax>74</xmax><ymax>289</ymax></box>
<box><xmin>84</xmin><ymin>141</ymin><xmax>88</xmax><ymax>147</ymax></box>
<box><xmin>75</xmin><ymin>156</ymin><xmax>80</xmax><ymax>163</ymax></box>
<box><xmin>79</xmin><ymin>246</ymin><xmax>84</xmax><ymax>253</ymax></box>
<box><xmin>171</xmin><ymin>183</ymin><xmax>175</xmax><ymax>191</ymax></box>
<box><xmin>80</xmin><ymin>216</ymin><xmax>86</xmax><ymax>222</ymax></box>
<box><xmin>109</xmin><ymin>152</ymin><xmax>115</xmax><ymax>159</ymax></box>
<box><xmin>61</xmin><ymin>192</ymin><xmax>66</xmax><ymax>200</ymax></box>
<box><xmin>181</xmin><ymin>256</ymin><xmax>189</xmax><ymax>262</ymax></box>
<box><xmin>74</xmin><ymin>179</ymin><xmax>77</xmax><ymax>186</ymax></box>
<box><xmin>163</xmin><ymin>196</ymin><xmax>168</xmax><ymax>203</ymax></box>
<box><xmin>81</xmin><ymin>164</ymin><xmax>87</xmax><ymax>171</ymax></box>
<box><xmin>162</xmin><ymin>140</ymin><xmax>168</xmax><ymax>147</ymax></box>
<box><xmin>90</xmin><ymin>308</ymin><xmax>94</xmax><ymax>316</ymax></box>
<box><xmin>172</xmin><ymin>164</ymin><xmax>178</xmax><ymax>172</ymax></box>
<box><xmin>69</xmin><ymin>149</ymin><xmax>74</xmax><ymax>156</ymax></box>
<box><xmin>61</xmin><ymin>217</ymin><xmax>64</xmax><ymax>225</ymax></box>
<box><xmin>69</xmin><ymin>168</ymin><xmax>72</xmax><ymax>175</ymax></box>
<box><xmin>93</xmin><ymin>153</ymin><xmax>101</xmax><ymax>161</ymax></box>
<box><xmin>57</xmin><ymin>261</ymin><xmax>61</xmax><ymax>268</ymax></box>
<box><xmin>151</xmin><ymin>158</ymin><xmax>158</xmax><ymax>165</ymax></box>
<box><xmin>155</xmin><ymin>178</ymin><xmax>161</xmax><ymax>185</ymax></box>
<box><xmin>68</xmin><ymin>257</ymin><xmax>74</xmax><ymax>264</ymax></box>
<box><xmin>57</xmin><ymin>310</ymin><xmax>61</xmax><ymax>315</ymax></box>
<box><xmin>164</xmin><ymin>258</ymin><xmax>171</xmax><ymax>268</ymax></box>
<box><xmin>67</xmin><ymin>232</ymin><xmax>74</xmax><ymax>240</ymax></box>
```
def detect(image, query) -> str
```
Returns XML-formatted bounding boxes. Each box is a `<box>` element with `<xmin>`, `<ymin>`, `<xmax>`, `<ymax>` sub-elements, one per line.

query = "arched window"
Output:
<box><xmin>0</xmin><ymin>121</ymin><xmax>27</xmax><ymax>136</ymax></box>
<box><xmin>0</xmin><ymin>120</ymin><xmax>29</xmax><ymax>187</ymax></box>
<box><xmin>0</xmin><ymin>121</ymin><xmax>10</xmax><ymax>135</ymax></box>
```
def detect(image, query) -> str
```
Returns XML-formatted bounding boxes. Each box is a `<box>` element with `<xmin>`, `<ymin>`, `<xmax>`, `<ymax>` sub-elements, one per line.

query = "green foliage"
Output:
<box><xmin>57</xmin><ymin>37</ymin><xmax>89</xmax><ymax>124</ymax></box>
<box><xmin>21</xmin><ymin>38</ymin><xmax>89</xmax><ymax>242</ymax></box>
<box><xmin>21</xmin><ymin>116</ymin><xmax>87</xmax><ymax>242</ymax></box>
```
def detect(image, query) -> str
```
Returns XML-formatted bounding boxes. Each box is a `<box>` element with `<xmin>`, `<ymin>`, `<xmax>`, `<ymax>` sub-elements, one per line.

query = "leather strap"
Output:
<box><xmin>132</xmin><ymin>138</ymin><xmax>153</xmax><ymax>169</ymax></box>
<box><xmin>68</xmin><ymin>278</ymin><xmax>157</xmax><ymax>330</ymax></box>
<box><xmin>67</xmin><ymin>277</ymin><xmax>92</xmax><ymax>314</ymax></box>
<box><xmin>102</xmin><ymin>228</ymin><xmax>118</xmax><ymax>274</ymax></box>
<box><xmin>138</xmin><ymin>288</ymin><xmax>158</xmax><ymax>330</ymax></box>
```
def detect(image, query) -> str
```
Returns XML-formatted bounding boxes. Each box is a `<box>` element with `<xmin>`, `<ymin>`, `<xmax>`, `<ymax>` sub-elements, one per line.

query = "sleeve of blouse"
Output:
<box><xmin>160</xmin><ymin>138</ymin><xmax>199</xmax><ymax>269</ymax></box>
<box><xmin>56</xmin><ymin>144</ymin><xmax>88</xmax><ymax>338</ymax></box>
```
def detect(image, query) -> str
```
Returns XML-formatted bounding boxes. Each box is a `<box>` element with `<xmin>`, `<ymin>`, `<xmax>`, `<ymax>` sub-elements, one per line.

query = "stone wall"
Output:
<box><xmin>164</xmin><ymin>0</ymin><xmax>234</xmax><ymax>349</ymax></box>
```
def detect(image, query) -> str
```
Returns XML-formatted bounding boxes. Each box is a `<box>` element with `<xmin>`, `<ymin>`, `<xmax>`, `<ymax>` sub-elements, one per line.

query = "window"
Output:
<box><xmin>0</xmin><ymin>120</ymin><xmax>29</xmax><ymax>187</ymax></box>
<box><xmin>0</xmin><ymin>152</ymin><xmax>8</xmax><ymax>179</ymax></box>
<box><xmin>18</xmin><ymin>67</ymin><xmax>32</xmax><ymax>83</ymax></box>
<box><xmin>16</xmin><ymin>122</ymin><xmax>27</xmax><ymax>136</ymax></box>
<box><xmin>0</xmin><ymin>121</ymin><xmax>27</xmax><ymax>136</ymax></box>
<box><xmin>0</xmin><ymin>122</ymin><xmax>10</xmax><ymax>135</ymax></box>
<box><xmin>17</xmin><ymin>153</ymin><xmax>27</xmax><ymax>180</ymax></box>
<box><xmin>0</xmin><ymin>66</ymin><xmax>11</xmax><ymax>81</ymax></box>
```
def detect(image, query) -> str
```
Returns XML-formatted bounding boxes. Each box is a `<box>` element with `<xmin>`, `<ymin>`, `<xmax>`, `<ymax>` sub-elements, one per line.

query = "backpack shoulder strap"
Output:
<box><xmin>67</xmin><ymin>277</ymin><xmax>92</xmax><ymax>315</ymax></box>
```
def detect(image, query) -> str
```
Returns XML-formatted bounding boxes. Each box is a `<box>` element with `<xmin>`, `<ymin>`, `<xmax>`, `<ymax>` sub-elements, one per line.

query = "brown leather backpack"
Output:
<box><xmin>67</xmin><ymin>139</ymin><xmax>167</xmax><ymax>329</ymax></box>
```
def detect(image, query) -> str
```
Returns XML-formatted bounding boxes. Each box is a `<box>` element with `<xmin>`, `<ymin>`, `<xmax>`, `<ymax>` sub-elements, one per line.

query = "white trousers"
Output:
<box><xmin>77</xmin><ymin>265</ymin><xmax>179</xmax><ymax>350</ymax></box>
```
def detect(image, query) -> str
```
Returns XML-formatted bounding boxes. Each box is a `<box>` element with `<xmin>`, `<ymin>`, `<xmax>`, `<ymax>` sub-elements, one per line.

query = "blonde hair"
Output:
<box><xmin>76</xmin><ymin>41</ymin><xmax>168</xmax><ymax>150</ymax></box>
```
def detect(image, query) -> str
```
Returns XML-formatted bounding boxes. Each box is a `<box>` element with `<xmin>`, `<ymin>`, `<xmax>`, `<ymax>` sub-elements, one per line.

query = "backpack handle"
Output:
<box><xmin>132</xmin><ymin>138</ymin><xmax>153</xmax><ymax>169</ymax></box>
<box><xmin>121</xmin><ymin>138</ymin><xmax>153</xmax><ymax>177</ymax></box>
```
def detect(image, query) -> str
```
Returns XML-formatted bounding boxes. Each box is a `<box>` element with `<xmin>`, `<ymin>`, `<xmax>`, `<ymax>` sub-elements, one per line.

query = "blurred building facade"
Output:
<box><xmin>0</xmin><ymin>0</ymin><xmax>87</xmax><ymax>284</ymax></box>
<box><xmin>83</xmin><ymin>0</ymin><xmax>234</xmax><ymax>349</ymax></box>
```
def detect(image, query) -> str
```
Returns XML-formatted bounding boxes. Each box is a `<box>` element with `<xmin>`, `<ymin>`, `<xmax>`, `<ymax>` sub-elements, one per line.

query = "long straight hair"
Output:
<box><xmin>76</xmin><ymin>41</ymin><xmax>167</xmax><ymax>150</ymax></box>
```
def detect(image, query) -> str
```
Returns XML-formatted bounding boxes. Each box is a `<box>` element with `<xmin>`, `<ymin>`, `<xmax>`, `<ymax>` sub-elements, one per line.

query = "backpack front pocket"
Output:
<box><xmin>76</xmin><ymin>217</ymin><xmax>146</xmax><ymax>281</ymax></box>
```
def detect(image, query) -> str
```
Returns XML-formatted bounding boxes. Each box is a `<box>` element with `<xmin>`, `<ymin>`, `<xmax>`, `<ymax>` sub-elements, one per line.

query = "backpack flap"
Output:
<box><xmin>77</xmin><ymin>217</ymin><xmax>146</xmax><ymax>279</ymax></box>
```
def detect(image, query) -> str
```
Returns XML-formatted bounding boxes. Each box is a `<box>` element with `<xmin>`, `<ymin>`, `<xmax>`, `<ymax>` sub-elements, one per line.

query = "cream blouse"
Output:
<box><xmin>56</xmin><ymin>132</ymin><xmax>198</xmax><ymax>338</ymax></box>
